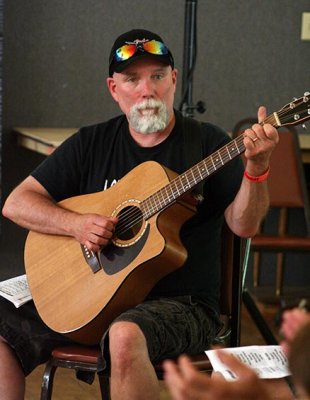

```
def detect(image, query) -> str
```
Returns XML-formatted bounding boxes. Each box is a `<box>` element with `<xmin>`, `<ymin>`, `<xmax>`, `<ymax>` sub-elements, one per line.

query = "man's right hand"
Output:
<box><xmin>73</xmin><ymin>214</ymin><xmax>118</xmax><ymax>252</ymax></box>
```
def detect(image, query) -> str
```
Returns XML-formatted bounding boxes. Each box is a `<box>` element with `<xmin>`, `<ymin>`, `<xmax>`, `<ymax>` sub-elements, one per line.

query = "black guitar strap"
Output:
<box><xmin>182</xmin><ymin>115</ymin><xmax>204</xmax><ymax>199</ymax></box>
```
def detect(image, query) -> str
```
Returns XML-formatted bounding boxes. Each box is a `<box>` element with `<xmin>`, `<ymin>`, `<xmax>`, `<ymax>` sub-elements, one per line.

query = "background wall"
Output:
<box><xmin>1</xmin><ymin>0</ymin><xmax>310</xmax><ymax>282</ymax></box>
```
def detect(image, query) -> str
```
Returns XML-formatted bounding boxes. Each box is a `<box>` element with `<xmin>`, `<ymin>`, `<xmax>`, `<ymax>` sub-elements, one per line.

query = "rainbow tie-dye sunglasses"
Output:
<box><xmin>115</xmin><ymin>39</ymin><xmax>169</xmax><ymax>62</ymax></box>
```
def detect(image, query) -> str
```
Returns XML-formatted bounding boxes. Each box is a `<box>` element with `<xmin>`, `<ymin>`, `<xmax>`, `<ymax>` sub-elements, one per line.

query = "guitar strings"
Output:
<box><xmin>115</xmin><ymin>139</ymin><xmax>242</xmax><ymax>235</ymax></box>
<box><xmin>115</xmin><ymin>134</ymin><xmax>246</xmax><ymax>237</ymax></box>
<box><xmin>115</xmin><ymin>133</ymin><xmax>248</xmax><ymax>236</ymax></box>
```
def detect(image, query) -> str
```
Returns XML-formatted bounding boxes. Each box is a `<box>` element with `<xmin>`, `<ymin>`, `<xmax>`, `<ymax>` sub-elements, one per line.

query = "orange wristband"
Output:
<box><xmin>244</xmin><ymin>167</ymin><xmax>270</xmax><ymax>183</ymax></box>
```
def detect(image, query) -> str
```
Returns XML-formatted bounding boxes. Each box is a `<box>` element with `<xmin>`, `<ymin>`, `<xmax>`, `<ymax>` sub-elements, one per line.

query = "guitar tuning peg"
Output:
<box><xmin>302</xmin><ymin>124</ymin><xmax>307</xmax><ymax>130</ymax></box>
<box><xmin>293</xmin><ymin>97</ymin><xmax>298</xmax><ymax>101</ymax></box>
<box><xmin>304</xmin><ymin>91</ymin><xmax>310</xmax><ymax>96</ymax></box>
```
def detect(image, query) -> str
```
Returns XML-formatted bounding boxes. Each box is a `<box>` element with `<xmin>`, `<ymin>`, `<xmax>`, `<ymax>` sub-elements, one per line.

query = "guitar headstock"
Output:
<box><xmin>277</xmin><ymin>92</ymin><xmax>310</xmax><ymax>128</ymax></box>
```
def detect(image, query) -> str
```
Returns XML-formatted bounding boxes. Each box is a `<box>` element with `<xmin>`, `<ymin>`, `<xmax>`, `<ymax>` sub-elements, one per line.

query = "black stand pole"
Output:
<box><xmin>179</xmin><ymin>0</ymin><xmax>206</xmax><ymax>118</ymax></box>
<box><xmin>242</xmin><ymin>289</ymin><xmax>278</xmax><ymax>345</ymax></box>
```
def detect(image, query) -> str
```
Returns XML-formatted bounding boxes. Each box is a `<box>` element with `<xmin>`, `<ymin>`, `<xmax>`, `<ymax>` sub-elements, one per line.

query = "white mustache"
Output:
<box><xmin>134</xmin><ymin>99</ymin><xmax>163</xmax><ymax>111</ymax></box>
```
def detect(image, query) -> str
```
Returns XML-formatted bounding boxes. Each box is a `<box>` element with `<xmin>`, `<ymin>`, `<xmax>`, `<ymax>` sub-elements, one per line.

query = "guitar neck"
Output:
<box><xmin>142</xmin><ymin>112</ymin><xmax>280</xmax><ymax>218</ymax></box>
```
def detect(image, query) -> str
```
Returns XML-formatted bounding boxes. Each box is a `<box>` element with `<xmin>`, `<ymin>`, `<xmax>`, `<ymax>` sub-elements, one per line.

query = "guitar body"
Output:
<box><xmin>24</xmin><ymin>161</ymin><xmax>197</xmax><ymax>344</ymax></box>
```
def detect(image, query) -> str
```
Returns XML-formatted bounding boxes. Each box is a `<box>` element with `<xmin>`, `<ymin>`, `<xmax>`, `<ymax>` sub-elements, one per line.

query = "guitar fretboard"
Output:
<box><xmin>141</xmin><ymin>112</ymin><xmax>278</xmax><ymax>219</ymax></box>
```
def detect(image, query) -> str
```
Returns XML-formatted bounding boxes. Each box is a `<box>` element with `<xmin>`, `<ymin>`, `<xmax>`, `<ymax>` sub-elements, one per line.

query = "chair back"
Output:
<box><xmin>268</xmin><ymin>131</ymin><xmax>308</xmax><ymax>209</ymax></box>
<box><xmin>265</xmin><ymin>130</ymin><xmax>310</xmax><ymax>237</ymax></box>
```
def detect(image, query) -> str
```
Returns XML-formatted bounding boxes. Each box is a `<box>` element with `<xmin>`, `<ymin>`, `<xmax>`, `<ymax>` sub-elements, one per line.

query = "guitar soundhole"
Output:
<box><xmin>115</xmin><ymin>205</ymin><xmax>144</xmax><ymax>241</ymax></box>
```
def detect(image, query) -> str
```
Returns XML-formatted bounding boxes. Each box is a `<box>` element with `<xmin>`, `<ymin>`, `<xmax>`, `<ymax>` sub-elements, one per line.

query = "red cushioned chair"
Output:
<box><xmin>233</xmin><ymin>119</ymin><xmax>310</xmax><ymax>298</ymax></box>
<box><xmin>250</xmin><ymin>129</ymin><xmax>310</xmax><ymax>297</ymax></box>
<box><xmin>231</xmin><ymin>119</ymin><xmax>310</xmax><ymax>345</ymax></box>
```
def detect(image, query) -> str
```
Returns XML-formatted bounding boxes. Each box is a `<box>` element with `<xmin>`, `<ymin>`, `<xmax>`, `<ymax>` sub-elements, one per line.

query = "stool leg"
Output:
<box><xmin>253</xmin><ymin>251</ymin><xmax>261</xmax><ymax>287</ymax></box>
<box><xmin>98</xmin><ymin>373</ymin><xmax>111</xmax><ymax>400</ymax></box>
<box><xmin>40</xmin><ymin>360</ymin><xmax>57</xmax><ymax>400</ymax></box>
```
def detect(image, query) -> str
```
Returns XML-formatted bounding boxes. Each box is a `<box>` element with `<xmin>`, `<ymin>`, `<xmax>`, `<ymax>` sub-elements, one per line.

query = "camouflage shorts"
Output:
<box><xmin>0</xmin><ymin>295</ymin><xmax>221</xmax><ymax>376</ymax></box>
<box><xmin>99</xmin><ymin>295</ymin><xmax>222</xmax><ymax>371</ymax></box>
<box><xmin>0</xmin><ymin>297</ymin><xmax>73</xmax><ymax>375</ymax></box>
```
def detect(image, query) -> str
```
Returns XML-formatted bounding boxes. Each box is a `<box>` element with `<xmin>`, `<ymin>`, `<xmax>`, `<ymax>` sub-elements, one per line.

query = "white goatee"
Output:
<box><xmin>129</xmin><ymin>99</ymin><xmax>169</xmax><ymax>134</ymax></box>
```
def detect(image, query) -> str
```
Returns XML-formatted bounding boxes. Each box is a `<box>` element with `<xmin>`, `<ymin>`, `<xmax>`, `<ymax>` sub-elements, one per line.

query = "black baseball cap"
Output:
<box><xmin>108</xmin><ymin>29</ymin><xmax>174</xmax><ymax>77</ymax></box>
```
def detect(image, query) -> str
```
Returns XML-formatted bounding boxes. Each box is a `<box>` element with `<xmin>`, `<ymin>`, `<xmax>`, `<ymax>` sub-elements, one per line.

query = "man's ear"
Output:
<box><xmin>106</xmin><ymin>77</ymin><xmax>119</xmax><ymax>102</ymax></box>
<box><xmin>172</xmin><ymin>68</ymin><xmax>178</xmax><ymax>83</ymax></box>
<box><xmin>171</xmin><ymin>68</ymin><xmax>178</xmax><ymax>91</ymax></box>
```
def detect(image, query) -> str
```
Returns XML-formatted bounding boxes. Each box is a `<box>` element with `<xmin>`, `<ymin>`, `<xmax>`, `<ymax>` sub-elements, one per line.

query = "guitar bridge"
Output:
<box><xmin>80</xmin><ymin>244</ymin><xmax>101</xmax><ymax>273</ymax></box>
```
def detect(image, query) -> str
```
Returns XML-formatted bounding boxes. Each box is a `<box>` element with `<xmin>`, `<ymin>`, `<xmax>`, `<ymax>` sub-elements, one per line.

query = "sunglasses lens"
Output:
<box><xmin>114</xmin><ymin>40</ymin><xmax>169</xmax><ymax>64</ymax></box>
<box><xmin>115</xmin><ymin>44</ymin><xmax>137</xmax><ymax>61</ymax></box>
<box><xmin>143</xmin><ymin>40</ymin><xmax>168</xmax><ymax>55</ymax></box>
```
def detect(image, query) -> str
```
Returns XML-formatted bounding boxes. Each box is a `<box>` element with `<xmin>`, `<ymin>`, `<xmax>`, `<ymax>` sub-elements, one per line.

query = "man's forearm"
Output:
<box><xmin>225</xmin><ymin>176</ymin><xmax>270</xmax><ymax>238</ymax></box>
<box><xmin>2</xmin><ymin>188</ymin><xmax>77</xmax><ymax>237</ymax></box>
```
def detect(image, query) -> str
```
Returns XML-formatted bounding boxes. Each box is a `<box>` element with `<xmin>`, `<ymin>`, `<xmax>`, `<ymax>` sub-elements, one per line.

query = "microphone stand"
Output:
<box><xmin>179</xmin><ymin>0</ymin><xmax>206</xmax><ymax>118</ymax></box>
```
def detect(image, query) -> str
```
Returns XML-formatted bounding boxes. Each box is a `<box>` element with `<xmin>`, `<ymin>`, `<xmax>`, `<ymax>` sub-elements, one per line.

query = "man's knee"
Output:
<box><xmin>109</xmin><ymin>321</ymin><xmax>148</xmax><ymax>369</ymax></box>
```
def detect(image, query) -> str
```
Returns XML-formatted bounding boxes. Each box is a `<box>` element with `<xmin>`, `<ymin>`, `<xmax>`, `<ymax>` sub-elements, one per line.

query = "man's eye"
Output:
<box><xmin>126</xmin><ymin>76</ymin><xmax>137</xmax><ymax>82</ymax></box>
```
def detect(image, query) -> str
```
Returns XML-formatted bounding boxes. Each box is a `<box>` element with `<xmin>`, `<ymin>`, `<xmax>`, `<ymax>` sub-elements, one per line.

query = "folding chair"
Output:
<box><xmin>250</xmin><ymin>129</ymin><xmax>310</xmax><ymax>297</ymax></box>
<box><xmin>233</xmin><ymin>120</ymin><xmax>310</xmax><ymax>344</ymax></box>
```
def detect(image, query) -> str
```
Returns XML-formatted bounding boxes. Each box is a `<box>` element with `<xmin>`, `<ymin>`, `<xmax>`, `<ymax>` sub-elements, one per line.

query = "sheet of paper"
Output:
<box><xmin>0</xmin><ymin>274</ymin><xmax>32</xmax><ymax>308</ymax></box>
<box><xmin>206</xmin><ymin>345</ymin><xmax>291</xmax><ymax>381</ymax></box>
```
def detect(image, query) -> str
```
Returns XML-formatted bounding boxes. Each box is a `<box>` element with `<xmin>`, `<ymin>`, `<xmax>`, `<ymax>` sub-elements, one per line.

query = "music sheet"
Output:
<box><xmin>0</xmin><ymin>274</ymin><xmax>32</xmax><ymax>308</ymax></box>
<box><xmin>206</xmin><ymin>345</ymin><xmax>290</xmax><ymax>381</ymax></box>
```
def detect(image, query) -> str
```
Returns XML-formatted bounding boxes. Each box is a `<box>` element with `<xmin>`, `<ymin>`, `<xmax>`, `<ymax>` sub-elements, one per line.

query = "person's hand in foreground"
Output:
<box><xmin>280</xmin><ymin>307</ymin><xmax>310</xmax><ymax>355</ymax></box>
<box><xmin>163</xmin><ymin>351</ymin><xmax>271</xmax><ymax>400</ymax></box>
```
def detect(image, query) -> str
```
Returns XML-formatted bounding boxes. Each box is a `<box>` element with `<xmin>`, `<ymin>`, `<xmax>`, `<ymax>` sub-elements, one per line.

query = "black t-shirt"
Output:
<box><xmin>31</xmin><ymin>111</ymin><xmax>244</xmax><ymax>313</ymax></box>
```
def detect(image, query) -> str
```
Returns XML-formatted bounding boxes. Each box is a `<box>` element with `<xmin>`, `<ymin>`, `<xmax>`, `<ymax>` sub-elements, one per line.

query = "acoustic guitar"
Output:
<box><xmin>24</xmin><ymin>93</ymin><xmax>310</xmax><ymax>344</ymax></box>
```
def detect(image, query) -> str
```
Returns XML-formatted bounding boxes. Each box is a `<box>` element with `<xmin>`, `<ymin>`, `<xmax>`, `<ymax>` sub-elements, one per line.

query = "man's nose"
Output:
<box><xmin>139</xmin><ymin>78</ymin><xmax>155</xmax><ymax>97</ymax></box>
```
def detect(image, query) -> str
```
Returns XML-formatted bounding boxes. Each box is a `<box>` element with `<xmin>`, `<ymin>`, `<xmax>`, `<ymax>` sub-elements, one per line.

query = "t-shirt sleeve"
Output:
<box><xmin>31</xmin><ymin>130</ymin><xmax>84</xmax><ymax>201</ymax></box>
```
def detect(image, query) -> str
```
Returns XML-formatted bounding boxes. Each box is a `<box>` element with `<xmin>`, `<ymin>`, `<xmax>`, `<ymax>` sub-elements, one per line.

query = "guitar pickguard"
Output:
<box><xmin>99</xmin><ymin>224</ymin><xmax>150</xmax><ymax>275</ymax></box>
